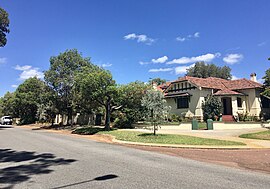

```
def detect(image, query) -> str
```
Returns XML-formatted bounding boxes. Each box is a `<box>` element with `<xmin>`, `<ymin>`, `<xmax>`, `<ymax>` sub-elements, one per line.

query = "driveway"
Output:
<box><xmin>1</xmin><ymin>126</ymin><xmax>270</xmax><ymax>189</ymax></box>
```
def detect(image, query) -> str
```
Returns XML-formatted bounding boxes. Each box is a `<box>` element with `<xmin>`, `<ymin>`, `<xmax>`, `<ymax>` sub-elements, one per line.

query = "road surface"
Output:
<box><xmin>0</xmin><ymin>125</ymin><xmax>270</xmax><ymax>189</ymax></box>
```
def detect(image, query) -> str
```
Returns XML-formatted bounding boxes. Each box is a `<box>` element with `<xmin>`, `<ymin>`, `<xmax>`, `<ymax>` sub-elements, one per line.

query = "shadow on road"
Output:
<box><xmin>0</xmin><ymin>149</ymin><xmax>77</xmax><ymax>188</ymax></box>
<box><xmin>52</xmin><ymin>174</ymin><xmax>119</xmax><ymax>189</ymax></box>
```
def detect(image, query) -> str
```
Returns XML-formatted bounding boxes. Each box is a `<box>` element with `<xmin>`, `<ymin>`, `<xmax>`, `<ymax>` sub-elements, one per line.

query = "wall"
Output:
<box><xmin>239</xmin><ymin>88</ymin><xmax>261</xmax><ymax>116</ymax></box>
<box><xmin>165</xmin><ymin>81</ymin><xmax>212</xmax><ymax>120</ymax></box>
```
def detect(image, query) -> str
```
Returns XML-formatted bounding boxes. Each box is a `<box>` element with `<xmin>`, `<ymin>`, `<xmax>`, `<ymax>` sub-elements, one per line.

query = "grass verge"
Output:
<box><xmin>239</xmin><ymin>130</ymin><xmax>270</xmax><ymax>141</ymax></box>
<box><xmin>72</xmin><ymin>127</ymin><xmax>245</xmax><ymax>146</ymax></box>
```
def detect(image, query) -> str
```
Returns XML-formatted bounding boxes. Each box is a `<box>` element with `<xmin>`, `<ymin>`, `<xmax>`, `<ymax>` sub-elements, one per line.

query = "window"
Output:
<box><xmin>237</xmin><ymin>97</ymin><xmax>242</xmax><ymax>108</ymax></box>
<box><xmin>181</xmin><ymin>83</ymin><xmax>183</xmax><ymax>89</ymax></box>
<box><xmin>177</xmin><ymin>97</ymin><xmax>189</xmax><ymax>109</ymax></box>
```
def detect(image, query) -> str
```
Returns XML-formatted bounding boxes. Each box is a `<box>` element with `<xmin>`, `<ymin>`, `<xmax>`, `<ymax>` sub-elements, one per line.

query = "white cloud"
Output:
<box><xmin>176</xmin><ymin>37</ymin><xmax>186</xmax><ymax>42</ymax></box>
<box><xmin>101</xmin><ymin>63</ymin><xmax>112</xmax><ymax>68</ymax></box>
<box><xmin>175</xmin><ymin>64</ymin><xmax>195</xmax><ymax>75</ymax></box>
<box><xmin>124</xmin><ymin>33</ymin><xmax>155</xmax><ymax>45</ymax></box>
<box><xmin>139</xmin><ymin>61</ymin><xmax>149</xmax><ymax>65</ymax></box>
<box><xmin>151</xmin><ymin>56</ymin><xmax>168</xmax><ymax>64</ymax></box>
<box><xmin>15</xmin><ymin>65</ymin><xmax>32</xmax><ymax>71</ymax></box>
<box><xmin>148</xmin><ymin>68</ymin><xmax>173</xmax><ymax>73</ymax></box>
<box><xmin>257</xmin><ymin>78</ymin><xmax>264</xmax><ymax>84</ymax></box>
<box><xmin>194</xmin><ymin>32</ymin><xmax>200</xmax><ymax>38</ymax></box>
<box><xmin>0</xmin><ymin>57</ymin><xmax>7</xmax><ymax>64</ymax></box>
<box><xmin>226</xmin><ymin>47</ymin><xmax>240</xmax><ymax>51</ymax></box>
<box><xmin>11</xmin><ymin>85</ymin><xmax>18</xmax><ymax>88</ymax></box>
<box><xmin>14</xmin><ymin>65</ymin><xmax>44</xmax><ymax>80</ymax></box>
<box><xmin>223</xmin><ymin>54</ymin><xmax>243</xmax><ymax>64</ymax></box>
<box><xmin>231</xmin><ymin>75</ymin><xmax>239</xmax><ymax>80</ymax></box>
<box><xmin>258</xmin><ymin>41</ymin><xmax>267</xmax><ymax>47</ymax></box>
<box><xmin>167</xmin><ymin>53</ymin><xmax>220</xmax><ymax>65</ymax></box>
<box><xmin>176</xmin><ymin>32</ymin><xmax>200</xmax><ymax>42</ymax></box>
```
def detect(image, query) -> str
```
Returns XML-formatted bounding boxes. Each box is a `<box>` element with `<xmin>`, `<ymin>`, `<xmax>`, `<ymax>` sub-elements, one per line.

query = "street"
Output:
<box><xmin>1</xmin><ymin>125</ymin><xmax>270</xmax><ymax>189</ymax></box>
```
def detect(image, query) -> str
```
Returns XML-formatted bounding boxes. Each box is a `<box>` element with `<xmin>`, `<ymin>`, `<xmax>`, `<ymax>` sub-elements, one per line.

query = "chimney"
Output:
<box><xmin>152</xmin><ymin>82</ymin><xmax>157</xmax><ymax>90</ymax></box>
<box><xmin>250</xmin><ymin>73</ymin><xmax>257</xmax><ymax>82</ymax></box>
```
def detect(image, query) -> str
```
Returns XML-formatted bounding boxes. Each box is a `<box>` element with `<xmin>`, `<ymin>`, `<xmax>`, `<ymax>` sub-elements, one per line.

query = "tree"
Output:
<box><xmin>186</xmin><ymin>62</ymin><xmax>232</xmax><ymax>79</ymax></box>
<box><xmin>141</xmin><ymin>89</ymin><xmax>170</xmax><ymax>135</ymax></box>
<box><xmin>149</xmin><ymin>78</ymin><xmax>167</xmax><ymax>85</ymax></box>
<box><xmin>261</xmin><ymin>58</ymin><xmax>270</xmax><ymax>97</ymax></box>
<box><xmin>14</xmin><ymin>77</ymin><xmax>48</xmax><ymax>124</ymax></box>
<box><xmin>202</xmin><ymin>95</ymin><xmax>222</xmax><ymax>121</ymax></box>
<box><xmin>114</xmin><ymin>81</ymin><xmax>149</xmax><ymax>128</ymax></box>
<box><xmin>0</xmin><ymin>92</ymin><xmax>16</xmax><ymax>117</ymax></box>
<box><xmin>44</xmin><ymin>49</ymin><xmax>98</xmax><ymax>125</ymax></box>
<box><xmin>262</xmin><ymin>68</ymin><xmax>270</xmax><ymax>87</ymax></box>
<box><xmin>76</xmin><ymin>68</ymin><xmax>118</xmax><ymax>130</ymax></box>
<box><xmin>0</xmin><ymin>7</ymin><xmax>10</xmax><ymax>47</ymax></box>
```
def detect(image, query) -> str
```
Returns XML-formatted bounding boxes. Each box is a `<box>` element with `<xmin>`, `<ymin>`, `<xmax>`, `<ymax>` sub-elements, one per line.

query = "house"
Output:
<box><xmin>157</xmin><ymin>74</ymin><xmax>264</xmax><ymax>121</ymax></box>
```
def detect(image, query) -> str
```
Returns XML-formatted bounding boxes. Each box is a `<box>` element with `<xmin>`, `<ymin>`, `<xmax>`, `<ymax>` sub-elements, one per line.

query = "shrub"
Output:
<box><xmin>112</xmin><ymin>112</ymin><xmax>134</xmax><ymax>129</ymax></box>
<box><xmin>202</xmin><ymin>95</ymin><xmax>222</xmax><ymax>122</ymax></box>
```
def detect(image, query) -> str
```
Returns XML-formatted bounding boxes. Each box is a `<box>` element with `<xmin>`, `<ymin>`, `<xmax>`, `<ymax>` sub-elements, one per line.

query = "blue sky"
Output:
<box><xmin>0</xmin><ymin>0</ymin><xmax>269</xmax><ymax>97</ymax></box>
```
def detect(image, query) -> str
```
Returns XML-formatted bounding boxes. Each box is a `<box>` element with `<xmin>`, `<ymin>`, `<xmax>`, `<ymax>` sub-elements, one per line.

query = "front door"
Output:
<box><xmin>222</xmin><ymin>97</ymin><xmax>232</xmax><ymax>115</ymax></box>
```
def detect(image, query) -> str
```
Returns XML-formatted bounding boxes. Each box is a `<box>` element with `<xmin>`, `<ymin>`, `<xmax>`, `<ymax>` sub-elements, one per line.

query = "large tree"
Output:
<box><xmin>0</xmin><ymin>92</ymin><xmax>16</xmax><ymax>117</ymax></box>
<box><xmin>149</xmin><ymin>78</ymin><xmax>167</xmax><ymax>85</ymax></box>
<box><xmin>14</xmin><ymin>77</ymin><xmax>48</xmax><ymax>124</ymax></box>
<box><xmin>44</xmin><ymin>49</ymin><xmax>98</xmax><ymax>125</ymax></box>
<box><xmin>186</xmin><ymin>62</ymin><xmax>232</xmax><ymax>79</ymax></box>
<box><xmin>261</xmin><ymin>58</ymin><xmax>270</xmax><ymax>97</ymax></box>
<box><xmin>0</xmin><ymin>7</ymin><xmax>10</xmax><ymax>47</ymax></box>
<box><xmin>114</xmin><ymin>81</ymin><xmax>149</xmax><ymax>128</ymax></box>
<box><xmin>76</xmin><ymin>68</ymin><xmax>118</xmax><ymax>130</ymax></box>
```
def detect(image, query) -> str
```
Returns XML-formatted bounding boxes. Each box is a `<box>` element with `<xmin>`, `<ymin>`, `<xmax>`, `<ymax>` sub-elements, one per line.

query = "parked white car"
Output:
<box><xmin>1</xmin><ymin>116</ymin><xmax>13</xmax><ymax>125</ymax></box>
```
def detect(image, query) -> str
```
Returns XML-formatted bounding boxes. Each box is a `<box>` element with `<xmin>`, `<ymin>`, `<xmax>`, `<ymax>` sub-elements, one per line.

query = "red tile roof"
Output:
<box><xmin>171</xmin><ymin>76</ymin><xmax>262</xmax><ymax>90</ymax></box>
<box><xmin>159</xmin><ymin>76</ymin><xmax>262</xmax><ymax>96</ymax></box>
<box><xmin>213</xmin><ymin>89</ymin><xmax>245</xmax><ymax>96</ymax></box>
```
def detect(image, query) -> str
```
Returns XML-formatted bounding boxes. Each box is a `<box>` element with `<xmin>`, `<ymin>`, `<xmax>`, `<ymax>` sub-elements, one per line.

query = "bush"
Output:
<box><xmin>113</xmin><ymin>113</ymin><xmax>134</xmax><ymax>129</ymax></box>
<box><xmin>202</xmin><ymin>95</ymin><xmax>222</xmax><ymax>122</ymax></box>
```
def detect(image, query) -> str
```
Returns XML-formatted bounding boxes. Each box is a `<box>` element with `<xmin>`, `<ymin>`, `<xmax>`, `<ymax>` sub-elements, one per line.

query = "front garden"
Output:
<box><xmin>239</xmin><ymin>130</ymin><xmax>270</xmax><ymax>141</ymax></box>
<box><xmin>72</xmin><ymin>127</ymin><xmax>245</xmax><ymax>146</ymax></box>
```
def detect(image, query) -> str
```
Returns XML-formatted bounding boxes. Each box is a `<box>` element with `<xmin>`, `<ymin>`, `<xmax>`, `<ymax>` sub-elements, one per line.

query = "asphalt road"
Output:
<box><xmin>1</xmin><ymin>125</ymin><xmax>270</xmax><ymax>189</ymax></box>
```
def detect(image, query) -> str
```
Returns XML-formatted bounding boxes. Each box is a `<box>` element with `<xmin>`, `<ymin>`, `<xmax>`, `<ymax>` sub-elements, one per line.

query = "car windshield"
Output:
<box><xmin>4</xmin><ymin>116</ymin><xmax>12</xmax><ymax>119</ymax></box>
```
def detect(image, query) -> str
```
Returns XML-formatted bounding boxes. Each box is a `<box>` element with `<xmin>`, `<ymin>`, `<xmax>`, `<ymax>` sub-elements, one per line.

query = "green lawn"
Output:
<box><xmin>72</xmin><ymin>127</ymin><xmax>245</xmax><ymax>146</ymax></box>
<box><xmin>198</xmin><ymin>122</ymin><xmax>207</xmax><ymax>130</ymax></box>
<box><xmin>239</xmin><ymin>130</ymin><xmax>270</xmax><ymax>141</ymax></box>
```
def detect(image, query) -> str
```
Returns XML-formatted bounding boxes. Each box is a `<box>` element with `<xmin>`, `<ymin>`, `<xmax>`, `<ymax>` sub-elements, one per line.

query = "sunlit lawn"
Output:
<box><xmin>73</xmin><ymin>127</ymin><xmax>245</xmax><ymax>146</ymax></box>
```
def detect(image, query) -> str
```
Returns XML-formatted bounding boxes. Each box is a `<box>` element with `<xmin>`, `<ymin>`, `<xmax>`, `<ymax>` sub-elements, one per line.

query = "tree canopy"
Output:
<box><xmin>44</xmin><ymin>49</ymin><xmax>99</xmax><ymax>125</ymax></box>
<box><xmin>0</xmin><ymin>7</ymin><xmax>10</xmax><ymax>47</ymax></box>
<box><xmin>186</xmin><ymin>62</ymin><xmax>232</xmax><ymax>79</ymax></box>
<box><xmin>113</xmin><ymin>81</ymin><xmax>149</xmax><ymax>128</ymax></box>
<box><xmin>14</xmin><ymin>77</ymin><xmax>48</xmax><ymax>124</ymax></box>
<box><xmin>149</xmin><ymin>78</ymin><xmax>167</xmax><ymax>85</ymax></box>
<box><xmin>76</xmin><ymin>68</ymin><xmax>117</xmax><ymax>130</ymax></box>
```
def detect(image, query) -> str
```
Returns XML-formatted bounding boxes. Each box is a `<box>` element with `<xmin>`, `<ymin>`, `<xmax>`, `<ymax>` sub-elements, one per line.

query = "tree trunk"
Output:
<box><xmin>104</xmin><ymin>98</ymin><xmax>111</xmax><ymax>131</ymax></box>
<box><xmin>154</xmin><ymin>122</ymin><xmax>156</xmax><ymax>135</ymax></box>
<box><xmin>67</xmin><ymin>108</ymin><xmax>72</xmax><ymax>126</ymax></box>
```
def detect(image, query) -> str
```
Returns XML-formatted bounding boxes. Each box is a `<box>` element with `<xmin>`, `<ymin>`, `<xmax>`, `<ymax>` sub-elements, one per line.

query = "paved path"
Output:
<box><xmin>0</xmin><ymin>126</ymin><xmax>270</xmax><ymax>189</ymax></box>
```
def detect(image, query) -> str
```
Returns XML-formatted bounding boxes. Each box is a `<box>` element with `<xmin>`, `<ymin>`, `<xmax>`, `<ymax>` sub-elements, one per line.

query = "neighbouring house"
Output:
<box><xmin>157</xmin><ymin>73</ymin><xmax>267</xmax><ymax>121</ymax></box>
